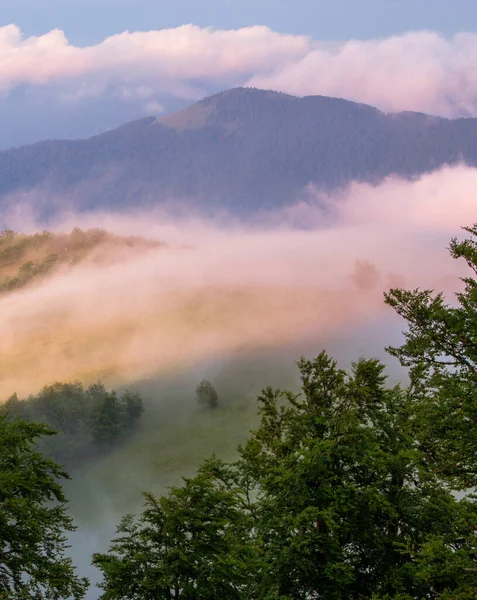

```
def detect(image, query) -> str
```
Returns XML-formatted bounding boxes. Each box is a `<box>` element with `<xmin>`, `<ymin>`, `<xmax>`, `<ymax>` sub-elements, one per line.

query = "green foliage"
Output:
<box><xmin>195</xmin><ymin>380</ymin><xmax>219</xmax><ymax>409</ymax></box>
<box><xmin>92</xmin><ymin>474</ymin><xmax>255</xmax><ymax>599</ymax></box>
<box><xmin>1</xmin><ymin>382</ymin><xmax>144</xmax><ymax>466</ymax></box>
<box><xmin>0</xmin><ymin>416</ymin><xmax>88</xmax><ymax>599</ymax></box>
<box><xmin>241</xmin><ymin>354</ymin><xmax>477</xmax><ymax>599</ymax></box>
<box><xmin>122</xmin><ymin>389</ymin><xmax>146</xmax><ymax>424</ymax></box>
<box><xmin>0</xmin><ymin>253</ymin><xmax>59</xmax><ymax>292</ymax></box>
<box><xmin>95</xmin><ymin>352</ymin><xmax>477</xmax><ymax>599</ymax></box>
<box><xmin>385</xmin><ymin>223</ymin><xmax>477</xmax><ymax>488</ymax></box>
<box><xmin>88</xmin><ymin>384</ymin><xmax>124</xmax><ymax>446</ymax></box>
<box><xmin>0</xmin><ymin>227</ymin><xmax>161</xmax><ymax>294</ymax></box>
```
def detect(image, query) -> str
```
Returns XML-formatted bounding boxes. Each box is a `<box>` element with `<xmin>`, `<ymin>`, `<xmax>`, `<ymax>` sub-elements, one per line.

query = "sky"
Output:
<box><xmin>2</xmin><ymin>0</ymin><xmax>474</xmax><ymax>44</ymax></box>
<box><xmin>0</xmin><ymin>0</ymin><xmax>475</xmax><ymax>148</ymax></box>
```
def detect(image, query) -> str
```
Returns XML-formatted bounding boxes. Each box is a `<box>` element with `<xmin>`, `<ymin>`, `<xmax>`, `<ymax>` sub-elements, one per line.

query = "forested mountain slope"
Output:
<box><xmin>1</xmin><ymin>87</ymin><xmax>476</xmax><ymax>213</ymax></box>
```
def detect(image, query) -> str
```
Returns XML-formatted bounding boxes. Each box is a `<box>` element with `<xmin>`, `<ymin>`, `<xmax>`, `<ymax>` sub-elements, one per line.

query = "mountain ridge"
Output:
<box><xmin>0</xmin><ymin>87</ymin><xmax>476</xmax><ymax>215</ymax></box>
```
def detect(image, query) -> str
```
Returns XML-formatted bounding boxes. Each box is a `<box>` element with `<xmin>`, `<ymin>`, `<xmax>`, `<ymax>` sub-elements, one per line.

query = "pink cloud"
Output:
<box><xmin>0</xmin><ymin>24</ymin><xmax>309</xmax><ymax>100</ymax></box>
<box><xmin>333</xmin><ymin>165</ymin><xmax>477</xmax><ymax>231</ymax></box>
<box><xmin>1</xmin><ymin>163</ymin><xmax>474</xmax><ymax>399</ymax></box>
<box><xmin>248</xmin><ymin>31</ymin><xmax>477</xmax><ymax>117</ymax></box>
<box><xmin>0</xmin><ymin>25</ymin><xmax>477</xmax><ymax>116</ymax></box>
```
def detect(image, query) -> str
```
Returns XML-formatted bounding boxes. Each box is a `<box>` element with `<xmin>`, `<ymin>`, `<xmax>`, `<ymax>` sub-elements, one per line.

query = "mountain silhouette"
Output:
<box><xmin>1</xmin><ymin>87</ymin><xmax>476</xmax><ymax>214</ymax></box>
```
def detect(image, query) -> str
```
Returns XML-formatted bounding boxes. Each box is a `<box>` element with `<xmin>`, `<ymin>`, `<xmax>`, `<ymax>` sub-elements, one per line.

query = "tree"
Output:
<box><xmin>1</xmin><ymin>381</ymin><xmax>145</xmax><ymax>466</ymax></box>
<box><xmin>92</xmin><ymin>473</ymin><xmax>255</xmax><ymax>599</ymax></box>
<box><xmin>121</xmin><ymin>390</ymin><xmax>145</xmax><ymax>425</ymax></box>
<box><xmin>95</xmin><ymin>352</ymin><xmax>477</xmax><ymax>599</ymax></box>
<box><xmin>88</xmin><ymin>385</ymin><xmax>123</xmax><ymax>446</ymax></box>
<box><xmin>349</xmin><ymin>259</ymin><xmax>381</xmax><ymax>291</ymax></box>
<box><xmin>195</xmin><ymin>380</ymin><xmax>219</xmax><ymax>409</ymax></box>
<box><xmin>0</xmin><ymin>416</ymin><xmax>88</xmax><ymax>599</ymax></box>
<box><xmin>231</xmin><ymin>352</ymin><xmax>477</xmax><ymax>599</ymax></box>
<box><xmin>384</xmin><ymin>223</ymin><xmax>477</xmax><ymax>488</ymax></box>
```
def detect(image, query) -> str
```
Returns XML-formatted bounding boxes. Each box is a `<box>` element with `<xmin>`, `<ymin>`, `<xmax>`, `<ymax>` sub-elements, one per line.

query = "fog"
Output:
<box><xmin>0</xmin><ymin>216</ymin><xmax>458</xmax><ymax>400</ymax></box>
<box><xmin>1</xmin><ymin>165</ymin><xmax>471</xmax><ymax>399</ymax></box>
<box><xmin>1</xmin><ymin>164</ymin><xmax>474</xmax><ymax>598</ymax></box>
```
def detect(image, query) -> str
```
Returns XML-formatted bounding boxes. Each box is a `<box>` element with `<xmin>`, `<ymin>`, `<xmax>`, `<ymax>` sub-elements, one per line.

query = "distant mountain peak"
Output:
<box><xmin>157</xmin><ymin>101</ymin><xmax>215</xmax><ymax>130</ymax></box>
<box><xmin>156</xmin><ymin>87</ymin><xmax>299</xmax><ymax>131</ymax></box>
<box><xmin>156</xmin><ymin>87</ymin><xmax>289</xmax><ymax>130</ymax></box>
<box><xmin>0</xmin><ymin>87</ymin><xmax>476</xmax><ymax>215</ymax></box>
<box><xmin>157</xmin><ymin>86</ymin><xmax>384</xmax><ymax>133</ymax></box>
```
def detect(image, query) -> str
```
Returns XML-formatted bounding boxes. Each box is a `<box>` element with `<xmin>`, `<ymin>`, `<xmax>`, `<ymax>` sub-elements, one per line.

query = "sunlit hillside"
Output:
<box><xmin>0</xmin><ymin>228</ymin><xmax>161</xmax><ymax>293</ymax></box>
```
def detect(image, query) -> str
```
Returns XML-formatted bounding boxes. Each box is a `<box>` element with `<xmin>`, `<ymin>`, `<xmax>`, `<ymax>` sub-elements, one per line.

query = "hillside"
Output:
<box><xmin>1</xmin><ymin>87</ymin><xmax>477</xmax><ymax>213</ymax></box>
<box><xmin>0</xmin><ymin>228</ymin><xmax>161</xmax><ymax>293</ymax></box>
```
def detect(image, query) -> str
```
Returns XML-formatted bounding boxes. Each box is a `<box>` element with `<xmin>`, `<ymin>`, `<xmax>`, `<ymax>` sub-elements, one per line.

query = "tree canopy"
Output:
<box><xmin>94</xmin><ymin>351</ymin><xmax>477</xmax><ymax>599</ymax></box>
<box><xmin>93</xmin><ymin>475</ymin><xmax>255</xmax><ymax>600</ymax></box>
<box><xmin>385</xmin><ymin>223</ymin><xmax>477</xmax><ymax>488</ymax></box>
<box><xmin>196</xmin><ymin>380</ymin><xmax>219</xmax><ymax>409</ymax></box>
<box><xmin>1</xmin><ymin>382</ymin><xmax>144</xmax><ymax>467</ymax></box>
<box><xmin>0</xmin><ymin>416</ymin><xmax>88</xmax><ymax>599</ymax></box>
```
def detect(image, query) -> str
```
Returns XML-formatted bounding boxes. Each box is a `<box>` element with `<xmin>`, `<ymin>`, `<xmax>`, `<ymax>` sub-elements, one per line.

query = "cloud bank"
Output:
<box><xmin>0</xmin><ymin>164</ymin><xmax>473</xmax><ymax>400</ymax></box>
<box><xmin>1</xmin><ymin>24</ymin><xmax>477</xmax><ymax>118</ymax></box>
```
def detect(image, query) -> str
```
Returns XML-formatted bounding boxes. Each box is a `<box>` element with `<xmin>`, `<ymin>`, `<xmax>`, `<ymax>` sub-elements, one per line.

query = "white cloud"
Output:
<box><xmin>334</xmin><ymin>165</ymin><xmax>477</xmax><ymax>231</ymax></box>
<box><xmin>2</xmin><ymin>24</ymin><xmax>477</xmax><ymax>116</ymax></box>
<box><xmin>7</xmin><ymin>25</ymin><xmax>477</xmax><ymax>117</ymax></box>
<box><xmin>143</xmin><ymin>101</ymin><xmax>165</xmax><ymax>115</ymax></box>
<box><xmin>0</xmin><ymin>24</ymin><xmax>308</xmax><ymax>104</ymax></box>
<box><xmin>248</xmin><ymin>31</ymin><xmax>477</xmax><ymax>117</ymax></box>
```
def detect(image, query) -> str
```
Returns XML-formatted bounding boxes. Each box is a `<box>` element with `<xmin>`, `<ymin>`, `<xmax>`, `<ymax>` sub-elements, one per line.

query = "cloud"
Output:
<box><xmin>0</xmin><ymin>24</ymin><xmax>308</xmax><ymax>104</ymax></box>
<box><xmin>1</xmin><ymin>24</ymin><xmax>477</xmax><ymax>117</ymax></box>
<box><xmin>248</xmin><ymin>31</ymin><xmax>477</xmax><ymax>117</ymax></box>
<box><xmin>0</xmin><ymin>164</ymin><xmax>472</xmax><ymax>399</ymax></box>
<box><xmin>337</xmin><ymin>165</ymin><xmax>477</xmax><ymax>231</ymax></box>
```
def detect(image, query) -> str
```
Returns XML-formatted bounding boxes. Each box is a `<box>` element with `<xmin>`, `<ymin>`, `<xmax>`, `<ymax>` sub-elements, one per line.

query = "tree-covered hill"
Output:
<box><xmin>1</xmin><ymin>87</ymin><xmax>477</xmax><ymax>213</ymax></box>
<box><xmin>0</xmin><ymin>227</ymin><xmax>161</xmax><ymax>293</ymax></box>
